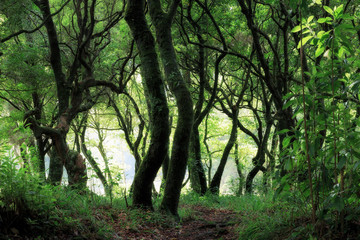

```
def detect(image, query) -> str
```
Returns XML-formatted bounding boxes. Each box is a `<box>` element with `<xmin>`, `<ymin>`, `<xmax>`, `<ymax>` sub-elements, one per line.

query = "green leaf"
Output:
<box><xmin>323</xmin><ymin>6</ymin><xmax>333</xmax><ymax>16</ymax></box>
<box><xmin>345</xmin><ymin>73</ymin><xmax>351</xmax><ymax>80</ymax></box>
<box><xmin>277</xmin><ymin>129</ymin><xmax>290</xmax><ymax>135</ymax></box>
<box><xmin>315</xmin><ymin>45</ymin><xmax>326</xmax><ymax>57</ymax></box>
<box><xmin>317</xmin><ymin>18</ymin><xmax>327</xmax><ymax>23</ymax></box>
<box><xmin>307</xmin><ymin>16</ymin><xmax>314</xmax><ymax>23</ymax></box>
<box><xmin>337</xmin><ymin>156</ymin><xmax>346</xmax><ymax>169</ymax></box>
<box><xmin>339</xmin><ymin>35</ymin><xmax>352</xmax><ymax>51</ymax></box>
<box><xmin>282</xmin><ymin>136</ymin><xmax>293</xmax><ymax>149</ymax></box>
<box><xmin>342</xmin><ymin>13</ymin><xmax>354</xmax><ymax>20</ymax></box>
<box><xmin>337</xmin><ymin>47</ymin><xmax>346</xmax><ymax>58</ymax></box>
<box><xmin>337</xmin><ymin>23</ymin><xmax>355</xmax><ymax>31</ymax></box>
<box><xmin>297</xmin><ymin>35</ymin><xmax>313</xmax><ymax>49</ymax></box>
<box><xmin>283</xmin><ymin>92</ymin><xmax>294</xmax><ymax>100</ymax></box>
<box><xmin>283</xmin><ymin>99</ymin><xmax>296</xmax><ymax>109</ymax></box>
<box><xmin>353</xmin><ymin>149</ymin><xmax>360</xmax><ymax>160</ymax></box>
<box><xmin>291</xmin><ymin>25</ymin><xmax>302</xmax><ymax>33</ymax></box>
<box><xmin>317</xmin><ymin>17</ymin><xmax>332</xmax><ymax>24</ymax></box>
<box><xmin>284</xmin><ymin>158</ymin><xmax>293</xmax><ymax>171</ymax></box>
<box><xmin>332</xmin><ymin>196</ymin><xmax>345</xmax><ymax>212</ymax></box>
<box><xmin>334</xmin><ymin>4</ymin><xmax>344</xmax><ymax>19</ymax></box>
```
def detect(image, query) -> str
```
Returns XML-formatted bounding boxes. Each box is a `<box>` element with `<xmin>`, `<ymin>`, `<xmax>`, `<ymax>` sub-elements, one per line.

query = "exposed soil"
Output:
<box><xmin>1</xmin><ymin>204</ymin><xmax>241</xmax><ymax>240</ymax></box>
<box><xmin>3</xmin><ymin>204</ymin><xmax>360</xmax><ymax>239</ymax></box>
<box><xmin>110</xmin><ymin>205</ymin><xmax>241</xmax><ymax>240</ymax></box>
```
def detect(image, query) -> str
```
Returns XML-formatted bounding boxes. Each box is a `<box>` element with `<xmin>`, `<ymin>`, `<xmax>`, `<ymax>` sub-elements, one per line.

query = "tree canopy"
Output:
<box><xmin>1</xmin><ymin>0</ymin><xmax>360</xmax><ymax>239</ymax></box>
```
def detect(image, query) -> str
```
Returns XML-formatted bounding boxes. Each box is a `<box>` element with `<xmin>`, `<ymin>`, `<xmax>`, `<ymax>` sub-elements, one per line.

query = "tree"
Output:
<box><xmin>1</xmin><ymin>0</ymin><xmax>130</xmax><ymax>189</ymax></box>
<box><xmin>125</xmin><ymin>0</ymin><xmax>170</xmax><ymax>209</ymax></box>
<box><xmin>146</xmin><ymin>0</ymin><xmax>194</xmax><ymax>216</ymax></box>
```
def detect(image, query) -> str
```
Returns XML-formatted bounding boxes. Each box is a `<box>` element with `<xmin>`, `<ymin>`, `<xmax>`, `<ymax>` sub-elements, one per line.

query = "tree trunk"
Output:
<box><xmin>36</xmin><ymin>0</ymin><xmax>70</xmax><ymax>180</ymax></box>
<box><xmin>234</xmin><ymin>142</ymin><xmax>244</xmax><ymax>196</ymax></box>
<box><xmin>146</xmin><ymin>0</ymin><xmax>194</xmax><ymax>217</ymax></box>
<box><xmin>245</xmin><ymin>124</ymin><xmax>272</xmax><ymax>194</ymax></box>
<box><xmin>96</xmin><ymin>131</ymin><xmax>113</xmax><ymax>198</ymax></box>
<box><xmin>245</xmin><ymin>164</ymin><xmax>266</xmax><ymax>194</ymax></box>
<box><xmin>186</xmin><ymin>30</ymin><xmax>209</xmax><ymax>196</ymax></box>
<box><xmin>48</xmin><ymin>148</ymin><xmax>63</xmax><ymax>185</ymax></box>
<box><xmin>189</xmin><ymin>127</ymin><xmax>207</xmax><ymax>195</ymax></box>
<box><xmin>36</xmin><ymin>136</ymin><xmax>47</xmax><ymax>181</ymax></box>
<box><xmin>80</xmin><ymin>134</ymin><xmax>110</xmax><ymax>196</ymax></box>
<box><xmin>209</xmin><ymin>109</ymin><xmax>238</xmax><ymax>195</ymax></box>
<box><xmin>64</xmin><ymin>150</ymin><xmax>87</xmax><ymax>191</ymax></box>
<box><xmin>125</xmin><ymin>0</ymin><xmax>170</xmax><ymax>210</ymax></box>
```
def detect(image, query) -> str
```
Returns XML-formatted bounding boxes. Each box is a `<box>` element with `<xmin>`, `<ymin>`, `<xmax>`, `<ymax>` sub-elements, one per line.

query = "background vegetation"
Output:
<box><xmin>0</xmin><ymin>0</ymin><xmax>360</xmax><ymax>239</ymax></box>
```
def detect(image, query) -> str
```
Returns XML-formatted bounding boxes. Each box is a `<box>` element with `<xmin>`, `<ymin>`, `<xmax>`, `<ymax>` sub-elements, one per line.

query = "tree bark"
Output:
<box><xmin>64</xmin><ymin>150</ymin><xmax>87</xmax><ymax>191</ymax></box>
<box><xmin>209</xmin><ymin>109</ymin><xmax>238</xmax><ymax>195</ymax></box>
<box><xmin>245</xmin><ymin>120</ymin><xmax>273</xmax><ymax>194</ymax></box>
<box><xmin>234</xmin><ymin>142</ymin><xmax>244</xmax><ymax>196</ymax></box>
<box><xmin>48</xmin><ymin>148</ymin><xmax>63</xmax><ymax>185</ymax></box>
<box><xmin>79</xmin><ymin>121</ymin><xmax>110</xmax><ymax>196</ymax></box>
<box><xmin>145</xmin><ymin>0</ymin><xmax>194</xmax><ymax>217</ymax></box>
<box><xmin>125</xmin><ymin>0</ymin><xmax>170</xmax><ymax>210</ymax></box>
<box><xmin>36</xmin><ymin>0</ymin><xmax>70</xmax><ymax>181</ymax></box>
<box><xmin>189</xmin><ymin>127</ymin><xmax>207</xmax><ymax>195</ymax></box>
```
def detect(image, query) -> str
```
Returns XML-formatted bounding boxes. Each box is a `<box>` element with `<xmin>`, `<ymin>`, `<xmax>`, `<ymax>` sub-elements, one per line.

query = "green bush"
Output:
<box><xmin>0</xmin><ymin>148</ymin><xmax>57</xmax><ymax>235</ymax></box>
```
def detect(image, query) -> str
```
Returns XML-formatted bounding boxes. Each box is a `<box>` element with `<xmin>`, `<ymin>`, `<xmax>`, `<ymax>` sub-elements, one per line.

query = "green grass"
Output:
<box><xmin>179</xmin><ymin>192</ymin><xmax>309</xmax><ymax>240</ymax></box>
<box><xmin>2</xmin><ymin>154</ymin><xmax>357</xmax><ymax>240</ymax></box>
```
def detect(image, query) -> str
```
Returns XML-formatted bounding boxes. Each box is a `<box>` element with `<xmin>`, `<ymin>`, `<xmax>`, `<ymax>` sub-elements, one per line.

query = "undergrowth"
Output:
<box><xmin>1</xmin><ymin>150</ymin><xmax>359</xmax><ymax>240</ymax></box>
<box><xmin>180</xmin><ymin>192</ymin><xmax>302</xmax><ymax>239</ymax></box>
<box><xmin>0</xmin><ymin>153</ymin><xmax>116</xmax><ymax>239</ymax></box>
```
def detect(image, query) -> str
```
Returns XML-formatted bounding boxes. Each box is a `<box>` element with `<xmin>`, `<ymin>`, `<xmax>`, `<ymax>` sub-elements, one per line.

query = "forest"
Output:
<box><xmin>0</xmin><ymin>0</ymin><xmax>360</xmax><ymax>239</ymax></box>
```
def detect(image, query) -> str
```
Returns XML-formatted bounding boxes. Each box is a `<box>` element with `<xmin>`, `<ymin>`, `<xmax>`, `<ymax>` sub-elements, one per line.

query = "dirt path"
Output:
<box><xmin>115</xmin><ymin>205</ymin><xmax>241</xmax><ymax>240</ymax></box>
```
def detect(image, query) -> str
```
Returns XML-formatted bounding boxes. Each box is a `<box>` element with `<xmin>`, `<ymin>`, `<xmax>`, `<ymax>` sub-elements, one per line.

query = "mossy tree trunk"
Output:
<box><xmin>48</xmin><ymin>148</ymin><xmax>63</xmax><ymax>185</ymax></box>
<box><xmin>30</xmin><ymin>0</ymin><xmax>124</xmax><ymax>189</ymax></box>
<box><xmin>209</xmin><ymin>108</ymin><xmax>238</xmax><ymax>195</ymax></box>
<box><xmin>79</xmin><ymin>121</ymin><xmax>110</xmax><ymax>196</ymax></box>
<box><xmin>125</xmin><ymin>0</ymin><xmax>170</xmax><ymax>210</ymax></box>
<box><xmin>234</xmin><ymin>142</ymin><xmax>245</xmax><ymax>196</ymax></box>
<box><xmin>189</xmin><ymin>128</ymin><xmax>207</xmax><ymax>194</ymax></box>
<box><xmin>110</xmin><ymin>92</ymin><xmax>145</xmax><ymax>174</ymax></box>
<box><xmin>146</xmin><ymin>0</ymin><xmax>194</xmax><ymax>217</ymax></box>
<box><xmin>64</xmin><ymin>150</ymin><xmax>87</xmax><ymax>191</ymax></box>
<box><xmin>187</xmin><ymin>34</ymin><xmax>208</xmax><ymax>196</ymax></box>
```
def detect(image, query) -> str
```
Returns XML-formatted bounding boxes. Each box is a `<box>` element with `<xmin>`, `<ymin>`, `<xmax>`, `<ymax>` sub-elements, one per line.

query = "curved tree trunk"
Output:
<box><xmin>189</xmin><ymin>127</ymin><xmax>208</xmax><ymax>195</ymax></box>
<box><xmin>36</xmin><ymin>0</ymin><xmax>71</xmax><ymax>182</ymax></box>
<box><xmin>234</xmin><ymin>142</ymin><xmax>245</xmax><ymax>196</ymax></box>
<box><xmin>245</xmin><ymin>120</ymin><xmax>273</xmax><ymax>194</ymax></box>
<box><xmin>187</xmin><ymin>34</ymin><xmax>208</xmax><ymax>196</ymax></box>
<box><xmin>209</xmin><ymin>109</ymin><xmax>238</xmax><ymax>195</ymax></box>
<box><xmin>64</xmin><ymin>150</ymin><xmax>87</xmax><ymax>191</ymax></box>
<box><xmin>245</xmin><ymin>164</ymin><xmax>267</xmax><ymax>194</ymax></box>
<box><xmin>48</xmin><ymin>148</ymin><xmax>63</xmax><ymax>185</ymax></box>
<box><xmin>80</xmin><ymin>123</ymin><xmax>110</xmax><ymax>196</ymax></box>
<box><xmin>28</xmin><ymin>0</ymin><xmax>124</xmax><ymax>190</ymax></box>
<box><xmin>125</xmin><ymin>0</ymin><xmax>170</xmax><ymax>210</ymax></box>
<box><xmin>146</xmin><ymin>0</ymin><xmax>194</xmax><ymax>217</ymax></box>
<box><xmin>81</xmin><ymin>139</ymin><xmax>110</xmax><ymax>195</ymax></box>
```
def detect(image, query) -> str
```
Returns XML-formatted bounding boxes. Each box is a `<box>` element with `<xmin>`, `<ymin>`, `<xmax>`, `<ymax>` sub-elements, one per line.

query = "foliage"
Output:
<box><xmin>0</xmin><ymin>144</ymin><xmax>116</xmax><ymax>238</ymax></box>
<box><xmin>0</xmin><ymin>146</ymin><xmax>54</xmax><ymax>236</ymax></box>
<box><xmin>273</xmin><ymin>3</ymin><xmax>360</xmax><ymax>237</ymax></box>
<box><xmin>0</xmin><ymin>0</ymin><xmax>360</xmax><ymax>238</ymax></box>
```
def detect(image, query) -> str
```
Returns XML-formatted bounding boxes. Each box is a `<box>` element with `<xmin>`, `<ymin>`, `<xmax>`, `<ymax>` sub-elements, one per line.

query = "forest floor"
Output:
<box><xmin>1</xmin><ymin>203</ymin><xmax>242</xmax><ymax>240</ymax></box>
<box><xmin>109</xmin><ymin>205</ymin><xmax>241</xmax><ymax>240</ymax></box>
<box><xmin>3</xmin><ymin>192</ymin><xmax>360</xmax><ymax>239</ymax></box>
